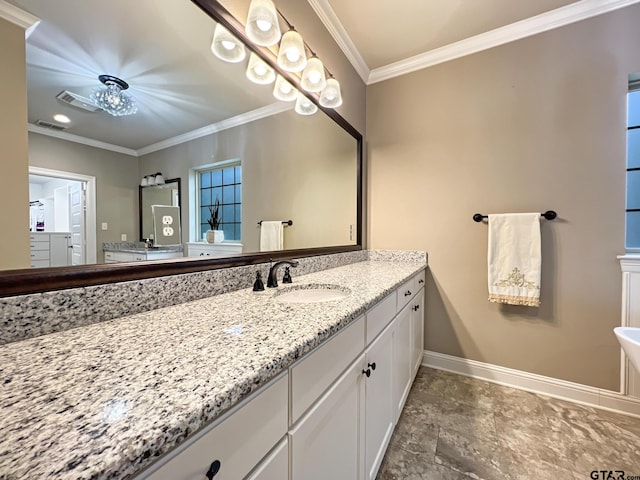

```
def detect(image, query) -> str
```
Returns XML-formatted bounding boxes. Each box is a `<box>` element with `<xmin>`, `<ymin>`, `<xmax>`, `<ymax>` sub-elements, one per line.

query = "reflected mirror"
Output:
<box><xmin>139</xmin><ymin>179</ymin><xmax>181</xmax><ymax>242</ymax></box>
<box><xmin>1</xmin><ymin>0</ymin><xmax>362</xmax><ymax>296</ymax></box>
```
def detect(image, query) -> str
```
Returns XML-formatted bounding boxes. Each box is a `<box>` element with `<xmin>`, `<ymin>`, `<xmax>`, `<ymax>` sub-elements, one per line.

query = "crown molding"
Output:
<box><xmin>136</xmin><ymin>102</ymin><xmax>293</xmax><ymax>156</ymax></box>
<box><xmin>306</xmin><ymin>0</ymin><xmax>370</xmax><ymax>83</ymax></box>
<box><xmin>308</xmin><ymin>0</ymin><xmax>640</xmax><ymax>85</ymax></box>
<box><xmin>28</xmin><ymin>124</ymin><xmax>138</xmax><ymax>157</ymax></box>
<box><xmin>0</xmin><ymin>0</ymin><xmax>39</xmax><ymax>36</ymax></box>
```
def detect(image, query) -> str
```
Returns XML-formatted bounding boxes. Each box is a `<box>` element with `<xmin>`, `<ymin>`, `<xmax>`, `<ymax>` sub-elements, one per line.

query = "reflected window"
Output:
<box><xmin>198</xmin><ymin>163</ymin><xmax>242</xmax><ymax>241</ymax></box>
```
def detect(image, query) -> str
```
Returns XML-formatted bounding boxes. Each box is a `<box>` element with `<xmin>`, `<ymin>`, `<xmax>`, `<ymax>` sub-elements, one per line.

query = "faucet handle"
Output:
<box><xmin>282</xmin><ymin>266</ymin><xmax>292</xmax><ymax>284</ymax></box>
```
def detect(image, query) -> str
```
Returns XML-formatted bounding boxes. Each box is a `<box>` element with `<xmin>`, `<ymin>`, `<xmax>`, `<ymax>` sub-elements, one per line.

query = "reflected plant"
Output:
<box><xmin>207</xmin><ymin>198</ymin><xmax>221</xmax><ymax>231</ymax></box>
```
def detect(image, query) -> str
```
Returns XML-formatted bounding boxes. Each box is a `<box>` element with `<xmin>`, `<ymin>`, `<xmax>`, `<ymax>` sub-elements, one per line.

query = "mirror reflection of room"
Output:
<box><xmin>9</xmin><ymin>0</ymin><xmax>358</xmax><ymax>271</ymax></box>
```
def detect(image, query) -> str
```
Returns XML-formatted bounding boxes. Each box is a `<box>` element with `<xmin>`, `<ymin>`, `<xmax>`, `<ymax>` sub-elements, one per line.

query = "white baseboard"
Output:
<box><xmin>422</xmin><ymin>350</ymin><xmax>640</xmax><ymax>418</ymax></box>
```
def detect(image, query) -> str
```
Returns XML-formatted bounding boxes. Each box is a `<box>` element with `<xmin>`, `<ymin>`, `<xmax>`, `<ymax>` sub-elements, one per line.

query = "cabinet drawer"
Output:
<box><xmin>366</xmin><ymin>293</ymin><xmax>396</xmax><ymax>345</ymax></box>
<box><xmin>30</xmin><ymin>242</ymin><xmax>49</xmax><ymax>251</ymax></box>
<box><xmin>30</xmin><ymin>250</ymin><xmax>49</xmax><ymax>261</ymax></box>
<box><xmin>30</xmin><ymin>260</ymin><xmax>49</xmax><ymax>268</ymax></box>
<box><xmin>141</xmin><ymin>374</ymin><xmax>288</xmax><ymax>480</ymax></box>
<box><xmin>245</xmin><ymin>437</ymin><xmax>288</xmax><ymax>480</ymax></box>
<box><xmin>396</xmin><ymin>278</ymin><xmax>415</xmax><ymax>311</ymax></box>
<box><xmin>290</xmin><ymin>315</ymin><xmax>365</xmax><ymax>425</ymax></box>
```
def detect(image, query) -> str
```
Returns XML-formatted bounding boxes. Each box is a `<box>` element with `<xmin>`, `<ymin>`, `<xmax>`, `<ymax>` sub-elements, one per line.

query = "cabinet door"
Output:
<box><xmin>410</xmin><ymin>290</ymin><xmax>425</xmax><ymax>378</ymax></box>
<box><xmin>394</xmin><ymin>303</ymin><xmax>412</xmax><ymax>420</ymax></box>
<box><xmin>290</xmin><ymin>354</ymin><xmax>365</xmax><ymax>480</ymax></box>
<box><xmin>50</xmin><ymin>234</ymin><xmax>72</xmax><ymax>267</ymax></box>
<box><xmin>245</xmin><ymin>437</ymin><xmax>287</xmax><ymax>480</ymax></box>
<box><xmin>364</xmin><ymin>322</ymin><xmax>395</xmax><ymax>480</ymax></box>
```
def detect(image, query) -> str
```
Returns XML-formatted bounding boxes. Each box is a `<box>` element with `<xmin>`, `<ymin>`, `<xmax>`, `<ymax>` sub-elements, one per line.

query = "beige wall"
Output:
<box><xmin>0</xmin><ymin>18</ymin><xmax>30</xmax><ymax>269</ymax></box>
<box><xmin>140</xmin><ymin>108</ymin><xmax>357</xmax><ymax>252</ymax></box>
<box><xmin>28</xmin><ymin>133</ymin><xmax>140</xmax><ymax>263</ymax></box>
<box><xmin>367</xmin><ymin>6</ymin><xmax>640</xmax><ymax>390</ymax></box>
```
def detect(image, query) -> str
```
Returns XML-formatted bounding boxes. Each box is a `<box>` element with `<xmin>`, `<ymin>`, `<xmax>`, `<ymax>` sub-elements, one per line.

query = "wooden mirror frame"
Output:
<box><xmin>0</xmin><ymin>0</ymin><xmax>363</xmax><ymax>298</ymax></box>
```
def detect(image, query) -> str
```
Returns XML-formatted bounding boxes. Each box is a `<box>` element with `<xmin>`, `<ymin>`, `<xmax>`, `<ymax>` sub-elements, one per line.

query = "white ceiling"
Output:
<box><xmin>4</xmin><ymin>0</ymin><xmax>639</xmax><ymax>153</ymax></box>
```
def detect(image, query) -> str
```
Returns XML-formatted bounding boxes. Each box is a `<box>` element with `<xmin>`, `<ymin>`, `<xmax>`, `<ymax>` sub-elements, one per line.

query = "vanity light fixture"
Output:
<box><xmin>294</xmin><ymin>91</ymin><xmax>318</xmax><ymax>115</ymax></box>
<box><xmin>90</xmin><ymin>75</ymin><xmax>137</xmax><ymax>117</ymax></box>
<box><xmin>301</xmin><ymin>56</ymin><xmax>327</xmax><ymax>93</ymax></box>
<box><xmin>154</xmin><ymin>172</ymin><xmax>165</xmax><ymax>185</ymax></box>
<box><xmin>276</xmin><ymin>28</ymin><xmax>306</xmax><ymax>72</ymax></box>
<box><xmin>273</xmin><ymin>75</ymin><xmax>297</xmax><ymax>101</ymax></box>
<box><xmin>246</xmin><ymin>52</ymin><xmax>276</xmax><ymax>84</ymax></box>
<box><xmin>246</xmin><ymin>0</ymin><xmax>281</xmax><ymax>47</ymax></box>
<box><xmin>211</xmin><ymin>23</ymin><xmax>246</xmax><ymax>63</ymax></box>
<box><xmin>319</xmin><ymin>76</ymin><xmax>343</xmax><ymax>108</ymax></box>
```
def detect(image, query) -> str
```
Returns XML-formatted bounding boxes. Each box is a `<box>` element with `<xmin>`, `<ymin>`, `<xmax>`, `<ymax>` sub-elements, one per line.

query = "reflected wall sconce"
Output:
<box><xmin>141</xmin><ymin>172</ymin><xmax>165</xmax><ymax>187</ymax></box>
<box><xmin>210</xmin><ymin>1</ymin><xmax>344</xmax><ymax>115</ymax></box>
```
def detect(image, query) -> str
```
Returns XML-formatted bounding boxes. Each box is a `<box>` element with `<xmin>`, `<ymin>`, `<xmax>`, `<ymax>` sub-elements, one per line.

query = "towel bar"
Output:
<box><xmin>257</xmin><ymin>220</ymin><xmax>293</xmax><ymax>226</ymax></box>
<box><xmin>472</xmin><ymin>210</ymin><xmax>557</xmax><ymax>222</ymax></box>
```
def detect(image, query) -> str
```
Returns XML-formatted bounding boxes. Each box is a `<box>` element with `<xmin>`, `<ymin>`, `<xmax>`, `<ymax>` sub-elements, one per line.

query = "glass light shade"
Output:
<box><xmin>294</xmin><ymin>92</ymin><xmax>318</xmax><ymax>115</ymax></box>
<box><xmin>276</xmin><ymin>29</ymin><xmax>306</xmax><ymax>72</ymax></box>
<box><xmin>301</xmin><ymin>56</ymin><xmax>327</xmax><ymax>93</ymax></box>
<box><xmin>90</xmin><ymin>82</ymin><xmax>137</xmax><ymax>116</ymax></box>
<box><xmin>246</xmin><ymin>0</ymin><xmax>281</xmax><ymax>46</ymax></box>
<box><xmin>246</xmin><ymin>52</ymin><xmax>276</xmax><ymax>85</ymax></box>
<box><xmin>147</xmin><ymin>175</ymin><xmax>156</xmax><ymax>186</ymax></box>
<box><xmin>155</xmin><ymin>173</ymin><xmax>165</xmax><ymax>185</ymax></box>
<box><xmin>141</xmin><ymin>176</ymin><xmax>148</xmax><ymax>187</ymax></box>
<box><xmin>211</xmin><ymin>23</ymin><xmax>246</xmax><ymax>63</ymax></box>
<box><xmin>273</xmin><ymin>75</ymin><xmax>297</xmax><ymax>101</ymax></box>
<box><xmin>319</xmin><ymin>77</ymin><xmax>343</xmax><ymax>108</ymax></box>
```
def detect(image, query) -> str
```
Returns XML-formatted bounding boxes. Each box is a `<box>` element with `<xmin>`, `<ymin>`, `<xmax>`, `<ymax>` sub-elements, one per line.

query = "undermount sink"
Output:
<box><xmin>275</xmin><ymin>284</ymin><xmax>351</xmax><ymax>303</ymax></box>
<box><xmin>614</xmin><ymin>327</ymin><xmax>640</xmax><ymax>372</ymax></box>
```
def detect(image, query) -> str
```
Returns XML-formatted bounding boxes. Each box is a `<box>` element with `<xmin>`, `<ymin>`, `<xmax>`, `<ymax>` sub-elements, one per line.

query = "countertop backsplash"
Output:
<box><xmin>0</xmin><ymin>250</ymin><xmax>428</xmax><ymax>346</ymax></box>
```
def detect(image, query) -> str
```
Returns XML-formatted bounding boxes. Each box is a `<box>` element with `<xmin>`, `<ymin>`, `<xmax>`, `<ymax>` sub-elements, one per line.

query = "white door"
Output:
<box><xmin>70</xmin><ymin>182</ymin><xmax>86</xmax><ymax>265</ymax></box>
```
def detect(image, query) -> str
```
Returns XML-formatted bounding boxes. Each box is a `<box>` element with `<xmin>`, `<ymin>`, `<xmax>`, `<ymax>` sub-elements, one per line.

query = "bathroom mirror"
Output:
<box><xmin>139</xmin><ymin>179</ymin><xmax>181</xmax><ymax>242</ymax></box>
<box><xmin>0</xmin><ymin>0</ymin><xmax>362</xmax><ymax>296</ymax></box>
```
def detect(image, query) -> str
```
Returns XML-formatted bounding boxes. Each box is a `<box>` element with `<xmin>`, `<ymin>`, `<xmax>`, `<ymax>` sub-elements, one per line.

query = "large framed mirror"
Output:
<box><xmin>0</xmin><ymin>0</ymin><xmax>362</xmax><ymax>297</ymax></box>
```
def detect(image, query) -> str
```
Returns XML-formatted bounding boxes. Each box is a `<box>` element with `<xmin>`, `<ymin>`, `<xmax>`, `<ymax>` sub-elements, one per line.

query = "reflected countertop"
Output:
<box><xmin>0</xmin><ymin>257</ymin><xmax>426</xmax><ymax>479</ymax></box>
<box><xmin>103</xmin><ymin>241</ymin><xmax>183</xmax><ymax>253</ymax></box>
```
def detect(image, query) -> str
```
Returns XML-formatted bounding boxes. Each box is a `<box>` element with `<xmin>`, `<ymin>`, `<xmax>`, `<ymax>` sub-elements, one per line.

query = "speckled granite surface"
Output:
<box><xmin>0</xmin><ymin>257</ymin><xmax>425</xmax><ymax>480</ymax></box>
<box><xmin>0</xmin><ymin>250</ymin><xmax>370</xmax><ymax>345</ymax></box>
<box><xmin>102</xmin><ymin>242</ymin><xmax>183</xmax><ymax>254</ymax></box>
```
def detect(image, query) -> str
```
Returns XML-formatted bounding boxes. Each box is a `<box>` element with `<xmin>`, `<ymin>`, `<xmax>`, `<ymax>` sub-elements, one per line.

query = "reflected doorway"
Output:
<box><xmin>28</xmin><ymin>166</ymin><xmax>97</xmax><ymax>265</ymax></box>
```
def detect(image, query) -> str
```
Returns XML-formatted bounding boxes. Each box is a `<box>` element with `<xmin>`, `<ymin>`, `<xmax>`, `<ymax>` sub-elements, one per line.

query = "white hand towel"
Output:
<box><xmin>487</xmin><ymin>213</ymin><xmax>541</xmax><ymax>307</ymax></box>
<box><xmin>260</xmin><ymin>221</ymin><xmax>284</xmax><ymax>252</ymax></box>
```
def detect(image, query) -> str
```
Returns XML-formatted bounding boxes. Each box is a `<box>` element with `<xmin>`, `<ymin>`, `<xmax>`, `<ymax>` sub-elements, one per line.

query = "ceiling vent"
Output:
<box><xmin>55</xmin><ymin>90</ymin><xmax>100</xmax><ymax>112</ymax></box>
<box><xmin>35</xmin><ymin>119</ymin><xmax>68</xmax><ymax>131</ymax></box>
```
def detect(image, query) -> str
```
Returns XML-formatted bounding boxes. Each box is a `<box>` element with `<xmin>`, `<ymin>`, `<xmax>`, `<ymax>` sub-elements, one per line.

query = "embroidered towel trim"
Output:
<box><xmin>487</xmin><ymin>213</ymin><xmax>541</xmax><ymax>307</ymax></box>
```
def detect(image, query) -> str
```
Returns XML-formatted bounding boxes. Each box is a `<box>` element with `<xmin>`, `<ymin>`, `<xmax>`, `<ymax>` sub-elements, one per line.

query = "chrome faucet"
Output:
<box><xmin>267</xmin><ymin>259</ymin><xmax>299</xmax><ymax>288</ymax></box>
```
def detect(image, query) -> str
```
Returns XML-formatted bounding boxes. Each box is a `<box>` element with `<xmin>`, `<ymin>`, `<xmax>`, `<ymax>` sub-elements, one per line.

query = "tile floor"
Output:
<box><xmin>377</xmin><ymin>367</ymin><xmax>640</xmax><ymax>480</ymax></box>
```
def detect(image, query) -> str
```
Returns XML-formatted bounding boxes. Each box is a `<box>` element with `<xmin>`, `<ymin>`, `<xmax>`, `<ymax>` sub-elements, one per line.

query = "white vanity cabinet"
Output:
<box><xmin>186</xmin><ymin>242</ymin><xmax>243</xmax><ymax>258</ymax></box>
<box><xmin>138</xmin><ymin>374</ymin><xmax>288</xmax><ymax>480</ymax></box>
<box><xmin>30</xmin><ymin>232</ymin><xmax>72</xmax><ymax>267</ymax></box>
<box><xmin>104</xmin><ymin>250</ymin><xmax>183</xmax><ymax>263</ymax></box>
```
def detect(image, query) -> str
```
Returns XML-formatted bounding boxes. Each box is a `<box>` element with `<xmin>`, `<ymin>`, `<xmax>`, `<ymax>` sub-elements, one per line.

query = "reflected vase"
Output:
<box><xmin>206</xmin><ymin>230</ymin><xmax>225</xmax><ymax>243</ymax></box>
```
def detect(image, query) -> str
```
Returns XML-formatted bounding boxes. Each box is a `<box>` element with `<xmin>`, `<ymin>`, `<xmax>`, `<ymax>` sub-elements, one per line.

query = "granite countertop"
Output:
<box><xmin>103</xmin><ymin>243</ymin><xmax>183</xmax><ymax>254</ymax></box>
<box><xmin>0</xmin><ymin>259</ymin><xmax>426</xmax><ymax>479</ymax></box>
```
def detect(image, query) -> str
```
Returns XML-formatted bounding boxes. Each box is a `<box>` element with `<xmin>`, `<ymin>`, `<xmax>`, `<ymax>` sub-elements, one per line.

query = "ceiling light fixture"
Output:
<box><xmin>90</xmin><ymin>75</ymin><xmax>137</xmax><ymax>117</ymax></box>
<box><xmin>301</xmin><ymin>56</ymin><xmax>327</xmax><ymax>93</ymax></box>
<box><xmin>246</xmin><ymin>0</ymin><xmax>281</xmax><ymax>47</ymax></box>
<box><xmin>246</xmin><ymin>52</ymin><xmax>276</xmax><ymax>84</ymax></box>
<box><xmin>211</xmin><ymin>23</ymin><xmax>246</xmax><ymax>63</ymax></box>
<box><xmin>53</xmin><ymin>114</ymin><xmax>70</xmax><ymax>123</ymax></box>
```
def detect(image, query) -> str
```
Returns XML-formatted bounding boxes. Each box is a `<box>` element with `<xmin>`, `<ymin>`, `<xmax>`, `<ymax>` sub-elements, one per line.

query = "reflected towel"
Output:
<box><xmin>487</xmin><ymin>213</ymin><xmax>541</xmax><ymax>307</ymax></box>
<box><xmin>260</xmin><ymin>221</ymin><xmax>284</xmax><ymax>252</ymax></box>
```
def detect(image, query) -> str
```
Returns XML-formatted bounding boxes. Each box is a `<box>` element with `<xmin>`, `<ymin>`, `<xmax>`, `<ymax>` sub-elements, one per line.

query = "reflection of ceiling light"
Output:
<box><xmin>273</xmin><ymin>75</ymin><xmax>297</xmax><ymax>101</ymax></box>
<box><xmin>211</xmin><ymin>23</ymin><xmax>246</xmax><ymax>63</ymax></box>
<box><xmin>246</xmin><ymin>0</ymin><xmax>281</xmax><ymax>46</ymax></box>
<box><xmin>319</xmin><ymin>77</ymin><xmax>343</xmax><ymax>108</ymax></box>
<box><xmin>53</xmin><ymin>114</ymin><xmax>70</xmax><ymax>123</ymax></box>
<box><xmin>90</xmin><ymin>75</ymin><xmax>137</xmax><ymax>117</ymax></box>
<box><xmin>246</xmin><ymin>52</ymin><xmax>275</xmax><ymax>85</ymax></box>
<box><xmin>294</xmin><ymin>91</ymin><xmax>317</xmax><ymax>115</ymax></box>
